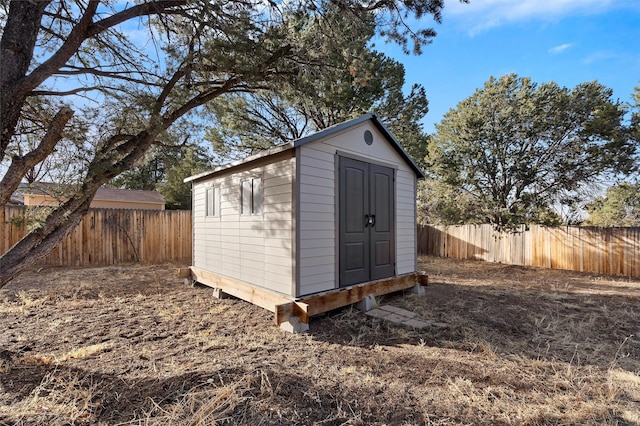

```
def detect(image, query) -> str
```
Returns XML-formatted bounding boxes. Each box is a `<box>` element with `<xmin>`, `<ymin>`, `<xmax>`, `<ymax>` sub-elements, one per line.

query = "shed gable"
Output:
<box><xmin>295</xmin><ymin>119</ymin><xmax>418</xmax><ymax>296</ymax></box>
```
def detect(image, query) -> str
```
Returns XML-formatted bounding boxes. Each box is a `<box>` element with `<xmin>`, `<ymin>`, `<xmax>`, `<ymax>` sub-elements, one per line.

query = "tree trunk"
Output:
<box><xmin>0</xmin><ymin>0</ymin><xmax>50</xmax><ymax>154</ymax></box>
<box><xmin>0</xmin><ymin>206</ymin><xmax>5</xmax><ymax>259</ymax></box>
<box><xmin>0</xmin><ymin>129</ymin><xmax>159</xmax><ymax>288</ymax></box>
<box><xmin>0</xmin><ymin>184</ymin><xmax>99</xmax><ymax>288</ymax></box>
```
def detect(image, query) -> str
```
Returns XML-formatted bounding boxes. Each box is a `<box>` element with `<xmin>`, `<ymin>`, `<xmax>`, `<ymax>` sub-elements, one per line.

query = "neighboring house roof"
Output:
<box><xmin>17</xmin><ymin>182</ymin><xmax>164</xmax><ymax>205</ymax></box>
<box><xmin>8</xmin><ymin>194</ymin><xmax>24</xmax><ymax>205</ymax></box>
<box><xmin>93</xmin><ymin>187</ymin><xmax>165</xmax><ymax>205</ymax></box>
<box><xmin>185</xmin><ymin>113</ymin><xmax>425</xmax><ymax>183</ymax></box>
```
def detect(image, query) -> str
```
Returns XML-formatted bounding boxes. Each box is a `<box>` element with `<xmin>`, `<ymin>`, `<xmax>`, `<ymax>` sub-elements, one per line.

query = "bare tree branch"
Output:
<box><xmin>53</xmin><ymin>67</ymin><xmax>163</xmax><ymax>86</ymax></box>
<box><xmin>31</xmin><ymin>86</ymin><xmax>120</xmax><ymax>96</ymax></box>
<box><xmin>15</xmin><ymin>1</ymin><xmax>99</xmax><ymax>100</ymax></box>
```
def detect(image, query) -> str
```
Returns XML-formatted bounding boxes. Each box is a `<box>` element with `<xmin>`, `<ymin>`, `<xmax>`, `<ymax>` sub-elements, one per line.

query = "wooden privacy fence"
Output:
<box><xmin>2</xmin><ymin>206</ymin><xmax>192</xmax><ymax>267</ymax></box>
<box><xmin>419</xmin><ymin>224</ymin><xmax>640</xmax><ymax>278</ymax></box>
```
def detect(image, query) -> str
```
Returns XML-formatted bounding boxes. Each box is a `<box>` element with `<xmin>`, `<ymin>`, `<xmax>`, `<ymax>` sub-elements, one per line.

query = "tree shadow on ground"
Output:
<box><xmin>0</xmin><ymin>350</ymin><xmax>431</xmax><ymax>425</ymax></box>
<box><xmin>2</xmin><ymin>261</ymin><xmax>638</xmax><ymax>425</ymax></box>
<box><xmin>0</xmin><ymin>352</ymin><xmax>227</xmax><ymax>424</ymax></box>
<box><xmin>308</xmin><ymin>280</ymin><xmax>640</xmax><ymax>373</ymax></box>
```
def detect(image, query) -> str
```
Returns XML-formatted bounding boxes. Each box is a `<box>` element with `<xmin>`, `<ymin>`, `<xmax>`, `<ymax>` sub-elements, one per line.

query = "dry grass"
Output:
<box><xmin>0</xmin><ymin>257</ymin><xmax>638</xmax><ymax>425</ymax></box>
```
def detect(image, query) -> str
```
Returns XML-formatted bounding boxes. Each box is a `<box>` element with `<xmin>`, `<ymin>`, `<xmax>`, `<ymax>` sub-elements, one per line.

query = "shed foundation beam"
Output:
<box><xmin>417</xmin><ymin>272</ymin><xmax>429</xmax><ymax>286</ymax></box>
<box><xmin>177</xmin><ymin>268</ymin><xmax>192</xmax><ymax>279</ymax></box>
<box><xmin>187</xmin><ymin>267</ymin><xmax>428</xmax><ymax>333</ymax></box>
<box><xmin>190</xmin><ymin>267</ymin><xmax>292</xmax><ymax>313</ymax></box>
<box><xmin>299</xmin><ymin>272</ymin><xmax>422</xmax><ymax>317</ymax></box>
<box><xmin>275</xmin><ymin>301</ymin><xmax>309</xmax><ymax>330</ymax></box>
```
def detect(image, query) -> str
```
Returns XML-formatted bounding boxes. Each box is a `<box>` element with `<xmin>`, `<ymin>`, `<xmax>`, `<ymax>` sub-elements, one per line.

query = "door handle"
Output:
<box><xmin>365</xmin><ymin>214</ymin><xmax>376</xmax><ymax>227</ymax></box>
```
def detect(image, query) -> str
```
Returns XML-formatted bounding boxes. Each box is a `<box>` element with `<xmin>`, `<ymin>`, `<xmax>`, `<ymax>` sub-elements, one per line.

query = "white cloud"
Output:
<box><xmin>582</xmin><ymin>50</ymin><xmax>618</xmax><ymax>64</ymax></box>
<box><xmin>549</xmin><ymin>43</ymin><xmax>574</xmax><ymax>54</ymax></box>
<box><xmin>444</xmin><ymin>0</ymin><xmax>616</xmax><ymax>35</ymax></box>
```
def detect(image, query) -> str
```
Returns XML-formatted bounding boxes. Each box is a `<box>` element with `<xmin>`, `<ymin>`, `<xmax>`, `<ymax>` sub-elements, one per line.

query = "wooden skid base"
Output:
<box><xmin>187</xmin><ymin>267</ymin><xmax>428</xmax><ymax>331</ymax></box>
<box><xmin>177</xmin><ymin>268</ymin><xmax>192</xmax><ymax>279</ymax></box>
<box><xmin>189</xmin><ymin>267</ymin><xmax>292</xmax><ymax>313</ymax></box>
<box><xmin>298</xmin><ymin>273</ymin><xmax>426</xmax><ymax>317</ymax></box>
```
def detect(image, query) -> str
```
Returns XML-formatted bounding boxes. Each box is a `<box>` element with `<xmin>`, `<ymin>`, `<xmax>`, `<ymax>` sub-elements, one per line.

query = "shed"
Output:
<box><xmin>185</xmin><ymin>114</ymin><xmax>427</xmax><ymax>331</ymax></box>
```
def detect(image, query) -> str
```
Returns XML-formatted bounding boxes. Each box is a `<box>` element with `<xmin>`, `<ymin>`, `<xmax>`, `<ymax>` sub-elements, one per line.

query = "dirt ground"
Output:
<box><xmin>0</xmin><ymin>257</ymin><xmax>639</xmax><ymax>425</ymax></box>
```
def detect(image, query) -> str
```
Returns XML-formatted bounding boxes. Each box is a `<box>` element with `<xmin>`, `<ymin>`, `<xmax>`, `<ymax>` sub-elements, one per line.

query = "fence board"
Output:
<box><xmin>418</xmin><ymin>224</ymin><xmax>640</xmax><ymax>278</ymax></box>
<box><xmin>2</xmin><ymin>206</ymin><xmax>192</xmax><ymax>267</ymax></box>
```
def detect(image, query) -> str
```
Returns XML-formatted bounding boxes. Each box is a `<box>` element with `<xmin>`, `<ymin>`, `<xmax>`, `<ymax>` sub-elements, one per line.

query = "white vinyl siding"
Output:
<box><xmin>296</xmin><ymin>147</ymin><xmax>336</xmax><ymax>295</ymax></box>
<box><xmin>395</xmin><ymin>171</ymin><xmax>417</xmax><ymax>274</ymax></box>
<box><xmin>192</xmin><ymin>155</ymin><xmax>295</xmax><ymax>295</ymax></box>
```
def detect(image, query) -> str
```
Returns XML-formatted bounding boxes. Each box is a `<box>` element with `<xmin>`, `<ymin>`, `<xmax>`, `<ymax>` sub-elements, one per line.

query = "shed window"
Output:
<box><xmin>206</xmin><ymin>187</ymin><xmax>219</xmax><ymax>217</ymax></box>
<box><xmin>241</xmin><ymin>177</ymin><xmax>262</xmax><ymax>215</ymax></box>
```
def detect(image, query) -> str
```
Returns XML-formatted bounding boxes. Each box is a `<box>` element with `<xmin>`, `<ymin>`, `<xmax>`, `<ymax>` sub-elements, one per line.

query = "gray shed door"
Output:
<box><xmin>339</xmin><ymin>157</ymin><xmax>395</xmax><ymax>287</ymax></box>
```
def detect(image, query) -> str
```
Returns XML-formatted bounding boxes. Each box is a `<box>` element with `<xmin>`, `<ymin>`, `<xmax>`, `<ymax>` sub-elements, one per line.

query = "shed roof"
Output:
<box><xmin>186</xmin><ymin>114</ymin><xmax>424</xmax><ymax>183</ymax></box>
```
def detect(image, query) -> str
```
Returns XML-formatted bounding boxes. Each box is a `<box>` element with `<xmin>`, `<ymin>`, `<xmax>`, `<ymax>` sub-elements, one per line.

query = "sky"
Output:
<box><xmin>379</xmin><ymin>0</ymin><xmax>640</xmax><ymax>134</ymax></box>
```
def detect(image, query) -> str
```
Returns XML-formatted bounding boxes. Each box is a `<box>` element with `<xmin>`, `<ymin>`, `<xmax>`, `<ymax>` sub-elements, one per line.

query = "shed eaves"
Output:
<box><xmin>292</xmin><ymin>113</ymin><xmax>424</xmax><ymax>178</ymax></box>
<box><xmin>184</xmin><ymin>143</ymin><xmax>293</xmax><ymax>183</ymax></box>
